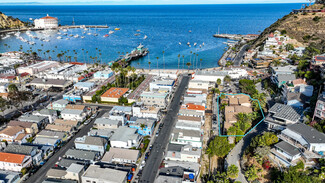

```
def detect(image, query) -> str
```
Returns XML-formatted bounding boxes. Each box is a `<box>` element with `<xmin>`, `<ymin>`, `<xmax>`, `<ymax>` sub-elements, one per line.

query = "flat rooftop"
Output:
<box><xmin>101</xmin><ymin>87</ymin><xmax>129</xmax><ymax>98</ymax></box>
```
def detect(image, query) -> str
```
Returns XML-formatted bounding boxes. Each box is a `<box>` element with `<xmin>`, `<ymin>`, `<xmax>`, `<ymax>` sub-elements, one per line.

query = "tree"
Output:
<box><xmin>8</xmin><ymin>84</ymin><xmax>18</xmax><ymax>93</ymax></box>
<box><xmin>285</xmin><ymin>44</ymin><xmax>295</xmax><ymax>51</ymax></box>
<box><xmin>245</xmin><ymin>165</ymin><xmax>258</xmax><ymax>182</ymax></box>
<box><xmin>118</xmin><ymin>96</ymin><xmax>128</xmax><ymax>105</ymax></box>
<box><xmin>186</xmin><ymin>62</ymin><xmax>191</xmax><ymax>73</ymax></box>
<box><xmin>216</xmin><ymin>78</ymin><xmax>222</xmax><ymax>86</ymax></box>
<box><xmin>148</xmin><ymin>61</ymin><xmax>151</xmax><ymax>71</ymax></box>
<box><xmin>254</xmin><ymin>146</ymin><xmax>271</xmax><ymax>157</ymax></box>
<box><xmin>208</xmin><ymin>136</ymin><xmax>233</xmax><ymax>158</ymax></box>
<box><xmin>0</xmin><ymin>97</ymin><xmax>8</xmax><ymax>116</ymax></box>
<box><xmin>227</xmin><ymin>165</ymin><xmax>239</xmax><ymax>179</ymax></box>
<box><xmin>224</xmin><ymin>75</ymin><xmax>231</xmax><ymax>84</ymax></box>
<box><xmin>140</xmin><ymin>123</ymin><xmax>146</xmax><ymax>130</ymax></box>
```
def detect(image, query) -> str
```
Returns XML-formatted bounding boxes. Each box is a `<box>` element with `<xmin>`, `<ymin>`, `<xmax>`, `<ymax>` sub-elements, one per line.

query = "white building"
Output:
<box><xmin>81</xmin><ymin>165</ymin><xmax>127</xmax><ymax>183</ymax></box>
<box><xmin>170</xmin><ymin>128</ymin><xmax>202</xmax><ymax>148</ymax></box>
<box><xmin>165</xmin><ymin>144</ymin><xmax>201</xmax><ymax>163</ymax></box>
<box><xmin>34</xmin><ymin>14</ymin><xmax>59</xmax><ymax>29</ymax></box>
<box><xmin>0</xmin><ymin>152</ymin><xmax>32</xmax><ymax>172</ymax></box>
<box><xmin>132</xmin><ymin>102</ymin><xmax>161</xmax><ymax>120</ymax></box>
<box><xmin>17</xmin><ymin>61</ymin><xmax>59</xmax><ymax>75</ymax></box>
<box><xmin>192</xmin><ymin>70</ymin><xmax>227</xmax><ymax>84</ymax></box>
<box><xmin>101</xmin><ymin>147</ymin><xmax>140</xmax><ymax>164</ymax></box>
<box><xmin>37</xmin><ymin>63</ymin><xmax>88</xmax><ymax>82</ymax></box>
<box><xmin>110</xmin><ymin>126</ymin><xmax>141</xmax><ymax>149</ymax></box>
<box><xmin>61</xmin><ymin>109</ymin><xmax>86</xmax><ymax>122</ymax></box>
<box><xmin>149</xmin><ymin>78</ymin><xmax>175</xmax><ymax>92</ymax></box>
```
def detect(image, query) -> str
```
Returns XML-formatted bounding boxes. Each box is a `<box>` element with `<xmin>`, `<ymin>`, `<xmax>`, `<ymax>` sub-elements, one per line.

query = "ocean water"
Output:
<box><xmin>0</xmin><ymin>4</ymin><xmax>302</xmax><ymax>69</ymax></box>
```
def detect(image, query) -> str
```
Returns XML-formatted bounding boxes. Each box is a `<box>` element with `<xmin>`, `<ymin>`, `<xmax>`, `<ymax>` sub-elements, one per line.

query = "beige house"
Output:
<box><xmin>7</xmin><ymin>120</ymin><xmax>39</xmax><ymax>134</ymax></box>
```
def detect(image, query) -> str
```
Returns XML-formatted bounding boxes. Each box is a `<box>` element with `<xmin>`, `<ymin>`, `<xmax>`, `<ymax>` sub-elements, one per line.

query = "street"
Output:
<box><xmin>233</xmin><ymin>44</ymin><xmax>249</xmax><ymax>66</ymax></box>
<box><xmin>139</xmin><ymin>75</ymin><xmax>190</xmax><ymax>183</ymax></box>
<box><xmin>24</xmin><ymin>108</ymin><xmax>111</xmax><ymax>183</ymax></box>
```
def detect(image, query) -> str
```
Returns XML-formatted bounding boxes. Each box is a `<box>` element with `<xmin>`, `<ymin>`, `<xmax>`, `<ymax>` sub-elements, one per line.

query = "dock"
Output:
<box><xmin>213</xmin><ymin>33</ymin><xmax>259</xmax><ymax>41</ymax></box>
<box><xmin>59</xmin><ymin>25</ymin><xmax>109</xmax><ymax>29</ymax></box>
<box><xmin>110</xmin><ymin>44</ymin><xmax>149</xmax><ymax>67</ymax></box>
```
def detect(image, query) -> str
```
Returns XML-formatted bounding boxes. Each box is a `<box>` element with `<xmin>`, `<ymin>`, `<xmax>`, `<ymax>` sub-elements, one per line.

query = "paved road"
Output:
<box><xmin>24</xmin><ymin>108</ymin><xmax>111</xmax><ymax>183</ymax></box>
<box><xmin>233</xmin><ymin>45</ymin><xmax>249</xmax><ymax>66</ymax></box>
<box><xmin>226</xmin><ymin>121</ymin><xmax>267</xmax><ymax>183</ymax></box>
<box><xmin>139</xmin><ymin>75</ymin><xmax>190</xmax><ymax>183</ymax></box>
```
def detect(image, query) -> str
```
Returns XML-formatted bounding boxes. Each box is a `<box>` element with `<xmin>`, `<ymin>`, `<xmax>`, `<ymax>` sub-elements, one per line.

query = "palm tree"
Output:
<box><xmin>162</xmin><ymin>51</ymin><xmax>165</xmax><ymax>70</ymax></box>
<box><xmin>177</xmin><ymin>54</ymin><xmax>181</xmax><ymax>71</ymax></box>
<box><xmin>216</xmin><ymin>78</ymin><xmax>221</xmax><ymax>86</ymax></box>
<box><xmin>140</xmin><ymin>123</ymin><xmax>146</xmax><ymax>130</ymax></box>
<box><xmin>186</xmin><ymin>62</ymin><xmax>191</xmax><ymax>73</ymax></box>
<box><xmin>148</xmin><ymin>61</ymin><xmax>151</xmax><ymax>71</ymax></box>
<box><xmin>224</xmin><ymin>75</ymin><xmax>231</xmax><ymax>85</ymax></box>
<box><xmin>227</xmin><ymin>165</ymin><xmax>239</xmax><ymax>179</ymax></box>
<box><xmin>182</xmin><ymin>55</ymin><xmax>185</xmax><ymax>73</ymax></box>
<box><xmin>200</xmin><ymin>58</ymin><xmax>203</xmax><ymax>69</ymax></box>
<box><xmin>156</xmin><ymin>57</ymin><xmax>159</xmax><ymax>76</ymax></box>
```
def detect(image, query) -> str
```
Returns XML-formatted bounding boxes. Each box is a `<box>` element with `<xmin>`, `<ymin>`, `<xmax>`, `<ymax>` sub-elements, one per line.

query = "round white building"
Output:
<box><xmin>34</xmin><ymin>14</ymin><xmax>58</xmax><ymax>29</ymax></box>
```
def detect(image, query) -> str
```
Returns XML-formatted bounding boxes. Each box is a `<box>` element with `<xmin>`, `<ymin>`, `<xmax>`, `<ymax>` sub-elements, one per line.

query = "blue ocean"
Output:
<box><xmin>0</xmin><ymin>4</ymin><xmax>302</xmax><ymax>69</ymax></box>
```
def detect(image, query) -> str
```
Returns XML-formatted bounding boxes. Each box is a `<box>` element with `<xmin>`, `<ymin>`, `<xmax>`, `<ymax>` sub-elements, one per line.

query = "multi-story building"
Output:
<box><xmin>17</xmin><ymin>61</ymin><xmax>59</xmax><ymax>75</ymax></box>
<box><xmin>140</xmin><ymin>91</ymin><xmax>168</xmax><ymax>109</ymax></box>
<box><xmin>74</xmin><ymin>136</ymin><xmax>108</xmax><ymax>156</ymax></box>
<box><xmin>0</xmin><ymin>152</ymin><xmax>32</xmax><ymax>172</ymax></box>
<box><xmin>313</xmin><ymin>92</ymin><xmax>325</xmax><ymax>121</ymax></box>
<box><xmin>34</xmin><ymin>14</ymin><xmax>59</xmax><ymax>29</ymax></box>
<box><xmin>81</xmin><ymin>165</ymin><xmax>127</xmax><ymax>183</ymax></box>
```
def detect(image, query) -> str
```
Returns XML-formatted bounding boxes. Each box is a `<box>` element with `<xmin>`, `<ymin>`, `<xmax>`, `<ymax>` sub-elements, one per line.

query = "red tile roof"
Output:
<box><xmin>70</xmin><ymin>62</ymin><xmax>84</xmax><ymax>65</ymax></box>
<box><xmin>20</xmin><ymin>72</ymin><xmax>29</xmax><ymax>77</ymax></box>
<box><xmin>40</xmin><ymin>16</ymin><xmax>57</xmax><ymax>20</ymax></box>
<box><xmin>0</xmin><ymin>152</ymin><xmax>26</xmax><ymax>164</ymax></box>
<box><xmin>101</xmin><ymin>88</ymin><xmax>129</xmax><ymax>98</ymax></box>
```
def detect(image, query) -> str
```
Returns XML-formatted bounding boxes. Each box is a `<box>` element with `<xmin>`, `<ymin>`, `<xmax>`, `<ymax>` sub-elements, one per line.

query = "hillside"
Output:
<box><xmin>0</xmin><ymin>12</ymin><xmax>25</xmax><ymax>29</ymax></box>
<box><xmin>251</xmin><ymin>4</ymin><xmax>325</xmax><ymax>51</ymax></box>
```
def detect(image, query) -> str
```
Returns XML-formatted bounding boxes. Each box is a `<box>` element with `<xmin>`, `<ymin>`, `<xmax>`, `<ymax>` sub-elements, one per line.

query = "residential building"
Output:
<box><xmin>61</xmin><ymin>109</ymin><xmax>86</xmax><ymax>122</ymax></box>
<box><xmin>36</xmin><ymin>130</ymin><xmax>68</xmax><ymax>141</ymax></box>
<box><xmin>0</xmin><ymin>152</ymin><xmax>32</xmax><ymax>172</ymax></box>
<box><xmin>4</xmin><ymin>144</ymin><xmax>42</xmax><ymax>165</ymax></box>
<box><xmin>93</xmin><ymin>118</ymin><xmax>121</xmax><ymax>130</ymax></box>
<box><xmin>0</xmin><ymin>170</ymin><xmax>20</xmax><ymax>183</ymax></box>
<box><xmin>140</xmin><ymin>91</ymin><xmax>168</xmax><ymax>109</ymax></box>
<box><xmin>37</xmin><ymin>63</ymin><xmax>88</xmax><ymax>82</ymax></box>
<box><xmin>88</xmin><ymin>129</ymin><xmax>114</xmax><ymax>139</ymax></box>
<box><xmin>65</xmin><ymin>163</ymin><xmax>85</xmax><ymax>183</ymax></box>
<box><xmin>192</xmin><ymin>70</ymin><xmax>227</xmax><ymax>84</ymax></box>
<box><xmin>17</xmin><ymin>61</ymin><xmax>59</xmax><ymax>75</ymax></box>
<box><xmin>101</xmin><ymin>147</ymin><xmax>140</xmax><ymax>164</ymax></box>
<box><xmin>313</xmin><ymin>92</ymin><xmax>325</xmax><ymax>121</ymax></box>
<box><xmin>184</xmin><ymin>93</ymin><xmax>207</xmax><ymax>107</ymax></box>
<box><xmin>110</xmin><ymin>126</ymin><xmax>141</xmax><ymax>149</ymax></box>
<box><xmin>54</xmin><ymin>119</ymin><xmax>80</xmax><ymax>128</ymax></box>
<box><xmin>34</xmin><ymin>14</ymin><xmax>59</xmax><ymax>29</ymax></box>
<box><xmin>101</xmin><ymin>87</ymin><xmax>129</xmax><ymax>103</ymax></box>
<box><xmin>45</xmin><ymin>124</ymin><xmax>74</xmax><ymax>133</ymax></box>
<box><xmin>47</xmin><ymin>99</ymin><xmax>69</xmax><ymax>111</ymax></box>
<box><xmin>64</xmin><ymin>149</ymin><xmax>100</xmax><ymax>162</ymax></box>
<box><xmin>93</xmin><ymin>70</ymin><xmax>113</xmax><ymax>79</ymax></box>
<box><xmin>18</xmin><ymin>114</ymin><xmax>49</xmax><ymax>128</ymax></box>
<box><xmin>132</xmin><ymin>102</ymin><xmax>161</xmax><ymax>120</ymax></box>
<box><xmin>271</xmin><ymin>140</ymin><xmax>301</xmax><ymax>167</ymax></box>
<box><xmin>188</xmin><ymin>80</ymin><xmax>214</xmax><ymax>91</ymax></box>
<box><xmin>170</xmin><ymin>128</ymin><xmax>202</xmax><ymax>148</ymax></box>
<box><xmin>74</xmin><ymin>136</ymin><xmax>108</xmax><ymax>156</ymax></box>
<box><xmin>33</xmin><ymin>109</ymin><xmax>58</xmax><ymax>123</ymax></box>
<box><xmin>149</xmin><ymin>78</ymin><xmax>175</xmax><ymax>92</ymax></box>
<box><xmin>129</xmin><ymin>118</ymin><xmax>156</xmax><ymax>136</ymax></box>
<box><xmin>63</xmin><ymin>90</ymin><xmax>83</xmax><ymax>102</ymax></box>
<box><xmin>81</xmin><ymin>165</ymin><xmax>127</xmax><ymax>183</ymax></box>
<box><xmin>73</xmin><ymin>82</ymin><xmax>95</xmax><ymax>92</ymax></box>
<box><xmin>165</xmin><ymin>144</ymin><xmax>201</xmax><ymax>163</ymax></box>
<box><xmin>265</xmin><ymin>103</ymin><xmax>303</xmax><ymax>130</ymax></box>
<box><xmin>157</xmin><ymin>166</ymin><xmax>196</xmax><ymax>183</ymax></box>
<box><xmin>7</xmin><ymin>120</ymin><xmax>38</xmax><ymax>134</ymax></box>
<box><xmin>312</xmin><ymin>54</ymin><xmax>325</xmax><ymax>65</ymax></box>
<box><xmin>0</xmin><ymin>83</ymin><xmax>9</xmax><ymax>93</ymax></box>
<box><xmin>0</xmin><ymin>126</ymin><xmax>25</xmax><ymax>143</ymax></box>
<box><xmin>106</xmin><ymin>106</ymin><xmax>132</xmax><ymax>125</ymax></box>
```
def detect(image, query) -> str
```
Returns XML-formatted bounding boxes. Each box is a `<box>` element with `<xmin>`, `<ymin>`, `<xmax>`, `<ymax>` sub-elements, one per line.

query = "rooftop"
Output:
<box><xmin>75</xmin><ymin>135</ymin><xmax>107</xmax><ymax>146</ymax></box>
<box><xmin>82</xmin><ymin>165</ymin><xmax>127</xmax><ymax>182</ymax></box>
<box><xmin>269</xmin><ymin>103</ymin><xmax>302</xmax><ymax>122</ymax></box>
<box><xmin>65</xmin><ymin>104</ymin><xmax>86</xmax><ymax>111</ymax></box>
<box><xmin>94</xmin><ymin>118</ymin><xmax>121</xmax><ymax>126</ymax></box>
<box><xmin>287</xmin><ymin>123</ymin><xmax>325</xmax><ymax>144</ymax></box>
<box><xmin>29</xmin><ymin>78</ymin><xmax>70</xmax><ymax>86</ymax></box>
<box><xmin>101</xmin><ymin>87</ymin><xmax>129</xmax><ymax>98</ymax></box>
<box><xmin>0</xmin><ymin>152</ymin><xmax>26</xmax><ymax>164</ymax></box>
<box><xmin>66</xmin><ymin>163</ymin><xmax>84</xmax><ymax>174</ymax></box>
<box><xmin>65</xmin><ymin>149</ymin><xmax>98</xmax><ymax>161</ymax></box>
<box><xmin>101</xmin><ymin>147</ymin><xmax>139</xmax><ymax>163</ymax></box>
<box><xmin>110</xmin><ymin>126</ymin><xmax>138</xmax><ymax>142</ymax></box>
<box><xmin>74</xmin><ymin>82</ymin><xmax>95</xmax><ymax>88</ymax></box>
<box><xmin>0</xmin><ymin>126</ymin><xmax>24</xmax><ymax>136</ymax></box>
<box><xmin>4</xmin><ymin>144</ymin><xmax>36</xmax><ymax>155</ymax></box>
<box><xmin>18</xmin><ymin>114</ymin><xmax>48</xmax><ymax>123</ymax></box>
<box><xmin>275</xmin><ymin>141</ymin><xmax>300</xmax><ymax>157</ymax></box>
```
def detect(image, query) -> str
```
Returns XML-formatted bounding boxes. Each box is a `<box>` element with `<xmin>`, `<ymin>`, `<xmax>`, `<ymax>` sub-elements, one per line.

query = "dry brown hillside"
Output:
<box><xmin>252</xmin><ymin>4</ymin><xmax>325</xmax><ymax>51</ymax></box>
<box><xmin>0</xmin><ymin>12</ymin><xmax>25</xmax><ymax>29</ymax></box>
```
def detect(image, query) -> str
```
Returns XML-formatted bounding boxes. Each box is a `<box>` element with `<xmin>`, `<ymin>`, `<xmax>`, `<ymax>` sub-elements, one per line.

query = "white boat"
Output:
<box><xmin>87</xmin><ymin>33</ymin><xmax>92</xmax><ymax>35</ymax></box>
<box><xmin>179</xmin><ymin>42</ymin><xmax>182</xmax><ymax>45</ymax></box>
<box><xmin>109</xmin><ymin>31</ymin><xmax>114</xmax><ymax>34</ymax></box>
<box><xmin>144</xmin><ymin>35</ymin><xmax>148</xmax><ymax>40</ymax></box>
<box><xmin>66</xmin><ymin>38</ymin><xmax>70</xmax><ymax>40</ymax></box>
<box><xmin>43</xmin><ymin>40</ymin><xmax>50</xmax><ymax>42</ymax></box>
<box><xmin>93</xmin><ymin>33</ymin><xmax>98</xmax><ymax>36</ymax></box>
<box><xmin>57</xmin><ymin>36</ymin><xmax>62</xmax><ymax>39</ymax></box>
<box><xmin>2</xmin><ymin>35</ymin><xmax>10</xmax><ymax>39</ymax></box>
<box><xmin>81</xmin><ymin>36</ymin><xmax>85</xmax><ymax>39</ymax></box>
<box><xmin>84</xmin><ymin>28</ymin><xmax>88</xmax><ymax>31</ymax></box>
<box><xmin>187</xmin><ymin>42</ymin><xmax>190</xmax><ymax>45</ymax></box>
<box><xmin>14</xmin><ymin>32</ymin><xmax>20</xmax><ymax>36</ymax></box>
<box><xmin>189</xmin><ymin>45</ymin><xmax>191</xmax><ymax>47</ymax></box>
<box><xmin>202</xmin><ymin>42</ymin><xmax>205</xmax><ymax>46</ymax></box>
<box><xmin>194</xmin><ymin>43</ymin><xmax>197</xmax><ymax>46</ymax></box>
<box><xmin>29</xmin><ymin>41</ymin><xmax>36</xmax><ymax>45</ymax></box>
<box><xmin>57</xmin><ymin>32</ymin><xmax>61</xmax><ymax>35</ymax></box>
<box><xmin>74</xmin><ymin>34</ymin><xmax>79</xmax><ymax>38</ymax></box>
<box><xmin>62</xmin><ymin>29</ymin><xmax>68</xmax><ymax>32</ymax></box>
<box><xmin>63</xmin><ymin>33</ymin><xmax>68</xmax><ymax>36</ymax></box>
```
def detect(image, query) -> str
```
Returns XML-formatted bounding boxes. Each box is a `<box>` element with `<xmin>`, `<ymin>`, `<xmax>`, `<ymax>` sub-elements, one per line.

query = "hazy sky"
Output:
<box><xmin>0</xmin><ymin>0</ymin><xmax>309</xmax><ymax>5</ymax></box>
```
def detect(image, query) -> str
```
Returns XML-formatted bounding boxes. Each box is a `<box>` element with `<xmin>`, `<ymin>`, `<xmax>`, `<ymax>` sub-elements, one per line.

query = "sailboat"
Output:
<box><xmin>179</xmin><ymin>42</ymin><xmax>182</xmax><ymax>45</ymax></box>
<box><xmin>194</xmin><ymin>43</ymin><xmax>197</xmax><ymax>46</ymax></box>
<box><xmin>144</xmin><ymin>35</ymin><xmax>148</xmax><ymax>40</ymax></box>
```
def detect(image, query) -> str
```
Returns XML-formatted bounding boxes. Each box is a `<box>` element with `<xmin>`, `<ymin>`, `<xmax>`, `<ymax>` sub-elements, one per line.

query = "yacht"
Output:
<box><xmin>69</xmin><ymin>34</ymin><xmax>74</xmax><ymax>37</ymax></box>
<box><xmin>74</xmin><ymin>34</ymin><xmax>79</xmax><ymax>38</ymax></box>
<box><xmin>66</xmin><ymin>38</ymin><xmax>70</xmax><ymax>40</ymax></box>
<box><xmin>109</xmin><ymin>31</ymin><xmax>114</xmax><ymax>34</ymax></box>
<box><xmin>187</xmin><ymin>42</ymin><xmax>190</xmax><ymax>45</ymax></box>
<box><xmin>144</xmin><ymin>35</ymin><xmax>148</xmax><ymax>40</ymax></box>
<box><xmin>93</xmin><ymin>33</ymin><xmax>98</xmax><ymax>36</ymax></box>
<box><xmin>115</xmin><ymin>28</ymin><xmax>120</xmax><ymax>31</ymax></box>
<box><xmin>87</xmin><ymin>32</ymin><xmax>92</xmax><ymax>35</ymax></box>
<box><xmin>134</xmin><ymin>33</ymin><xmax>140</xmax><ymax>36</ymax></box>
<box><xmin>104</xmin><ymin>34</ymin><xmax>109</xmax><ymax>37</ymax></box>
<box><xmin>81</xmin><ymin>36</ymin><xmax>85</xmax><ymax>39</ymax></box>
<box><xmin>57</xmin><ymin>36</ymin><xmax>62</xmax><ymax>39</ymax></box>
<box><xmin>62</xmin><ymin>29</ymin><xmax>68</xmax><ymax>32</ymax></box>
<box><xmin>179</xmin><ymin>42</ymin><xmax>182</xmax><ymax>45</ymax></box>
<box><xmin>194</xmin><ymin>43</ymin><xmax>197</xmax><ymax>46</ymax></box>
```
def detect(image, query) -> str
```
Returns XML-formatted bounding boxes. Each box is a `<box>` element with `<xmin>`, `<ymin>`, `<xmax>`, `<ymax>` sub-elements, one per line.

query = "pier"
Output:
<box><xmin>59</xmin><ymin>25</ymin><xmax>109</xmax><ymax>29</ymax></box>
<box><xmin>213</xmin><ymin>33</ymin><xmax>259</xmax><ymax>41</ymax></box>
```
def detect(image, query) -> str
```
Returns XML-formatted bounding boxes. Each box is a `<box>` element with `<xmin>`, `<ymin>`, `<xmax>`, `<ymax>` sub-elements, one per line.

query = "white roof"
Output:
<box><xmin>82</xmin><ymin>165</ymin><xmax>127</xmax><ymax>183</ymax></box>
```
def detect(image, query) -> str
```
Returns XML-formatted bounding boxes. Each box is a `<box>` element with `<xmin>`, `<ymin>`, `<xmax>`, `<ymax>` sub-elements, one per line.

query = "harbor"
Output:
<box><xmin>213</xmin><ymin>33</ymin><xmax>259</xmax><ymax>41</ymax></box>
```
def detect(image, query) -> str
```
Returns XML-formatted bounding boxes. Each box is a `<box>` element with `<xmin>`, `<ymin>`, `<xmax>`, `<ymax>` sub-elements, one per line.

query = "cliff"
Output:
<box><xmin>0</xmin><ymin>12</ymin><xmax>25</xmax><ymax>29</ymax></box>
<box><xmin>251</xmin><ymin>4</ymin><xmax>325</xmax><ymax>51</ymax></box>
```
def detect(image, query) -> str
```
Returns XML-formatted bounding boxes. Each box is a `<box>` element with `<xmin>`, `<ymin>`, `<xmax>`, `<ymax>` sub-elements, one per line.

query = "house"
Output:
<box><xmin>132</xmin><ymin>102</ymin><xmax>161</xmax><ymax>120</ymax></box>
<box><xmin>32</xmin><ymin>109</ymin><xmax>58</xmax><ymax>123</ymax></box>
<box><xmin>47</xmin><ymin>99</ymin><xmax>69</xmax><ymax>111</ymax></box>
<box><xmin>88</xmin><ymin>129</ymin><xmax>114</xmax><ymax>139</ymax></box>
<box><xmin>170</xmin><ymin>128</ymin><xmax>202</xmax><ymax>148</ymax></box>
<box><xmin>0</xmin><ymin>170</ymin><xmax>20</xmax><ymax>183</ymax></box>
<box><xmin>0</xmin><ymin>152</ymin><xmax>32</xmax><ymax>172</ymax></box>
<box><xmin>270</xmin><ymin>65</ymin><xmax>297</xmax><ymax>88</ymax></box>
<box><xmin>181</xmin><ymin>104</ymin><xmax>205</xmax><ymax>116</ymax></box>
<box><xmin>313</xmin><ymin>92</ymin><xmax>325</xmax><ymax>121</ymax></box>
<box><xmin>286</xmin><ymin>92</ymin><xmax>310</xmax><ymax>109</ymax></box>
<box><xmin>54</xmin><ymin>119</ymin><xmax>80</xmax><ymax>128</ymax></box>
<box><xmin>46</xmin><ymin>168</ymin><xmax>67</xmax><ymax>180</ymax></box>
<box><xmin>178</xmin><ymin>115</ymin><xmax>204</xmax><ymax>126</ymax></box>
<box><xmin>74</xmin><ymin>136</ymin><xmax>108</xmax><ymax>156</ymax></box>
<box><xmin>129</xmin><ymin>118</ymin><xmax>156</xmax><ymax>136</ymax></box>
<box><xmin>157</xmin><ymin>166</ymin><xmax>196</xmax><ymax>183</ymax></box>
<box><xmin>101</xmin><ymin>87</ymin><xmax>129</xmax><ymax>103</ymax></box>
<box><xmin>63</xmin><ymin>89</ymin><xmax>83</xmax><ymax>102</ymax></box>
<box><xmin>0</xmin><ymin>83</ymin><xmax>9</xmax><ymax>93</ymax></box>
<box><xmin>188</xmin><ymin>80</ymin><xmax>214</xmax><ymax>90</ymax></box>
<box><xmin>36</xmin><ymin>130</ymin><xmax>68</xmax><ymax>141</ymax></box>
<box><xmin>93</xmin><ymin>70</ymin><xmax>113</xmax><ymax>79</ymax></box>
<box><xmin>17</xmin><ymin>61</ymin><xmax>59</xmax><ymax>75</ymax></box>
<box><xmin>106</xmin><ymin>106</ymin><xmax>132</xmax><ymax>125</ymax></box>
<box><xmin>81</xmin><ymin>165</ymin><xmax>127</xmax><ymax>183</ymax></box>
<box><xmin>140</xmin><ymin>91</ymin><xmax>168</xmax><ymax>109</ymax></box>
<box><xmin>4</xmin><ymin>144</ymin><xmax>42</xmax><ymax>165</ymax></box>
<box><xmin>192</xmin><ymin>70</ymin><xmax>227</xmax><ymax>84</ymax></box>
<box><xmin>312</xmin><ymin>54</ymin><xmax>325</xmax><ymax>65</ymax></box>
<box><xmin>64</xmin><ymin>149</ymin><xmax>100</xmax><ymax>162</ymax></box>
<box><xmin>184</xmin><ymin>93</ymin><xmax>207</xmax><ymax>107</ymax></box>
<box><xmin>110</xmin><ymin>126</ymin><xmax>141</xmax><ymax>149</ymax></box>
<box><xmin>265</xmin><ymin>103</ymin><xmax>303</xmax><ymax>130</ymax></box>
<box><xmin>149</xmin><ymin>78</ymin><xmax>175</xmax><ymax>92</ymax></box>
<box><xmin>178</xmin><ymin>109</ymin><xmax>205</xmax><ymax>119</ymax></box>
<box><xmin>272</xmin><ymin>123</ymin><xmax>325</xmax><ymax>167</ymax></box>
<box><xmin>42</xmin><ymin>178</ymin><xmax>77</xmax><ymax>183</ymax></box>
<box><xmin>18</xmin><ymin>114</ymin><xmax>49</xmax><ymax>128</ymax></box>
<box><xmin>45</xmin><ymin>124</ymin><xmax>74</xmax><ymax>133</ymax></box>
<box><xmin>165</xmin><ymin>144</ymin><xmax>201</xmax><ymax>163</ymax></box>
<box><xmin>65</xmin><ymin>163</ymin><xmax>85</xmax><ymax>183</ymax></box>
<box><xmin>37</xmin><ymin>63</ymin><xmax>88</xmax><ymax>82</ymax></box>
<box><xmin>175</xmin><ymin>118</ymin><xmax>202</xmax><ymax>131</ymax></box>
<box><xmin>101</xmin><ymin>147</ymin><xmax>140</xmax><ymax>164</ymax></box>
<box><xmin>93</xmin><ymin>118</ymin><xmax>121</xmax><ymax>130</ymax></box>
<box><xmin>61</xmin><ymin>109</ymin><xmax>86</xmax><ymax>122</ymax></box>
<box><xmin>33</xmin><ymin>137</ymin><xmax>61</xmax><ymax>148</ymax></box>
<box><xmin>73</xmin><ymin>82</ymin><xmax>95</xmax><ymax>92</ymax></box>
<box><xmin>7</xmin><ymin>120</ymin><xmax>38</xmax><ymax>134</ymax></box>
<box><xmin>0</xmin><ymin>126</ymin><xmax>25</xmax><ymax>143</ymax></box>
<box><xmin>27</xmin><ymin>78</ymin><xmax>72</xmax><ymax>90</ymax></box>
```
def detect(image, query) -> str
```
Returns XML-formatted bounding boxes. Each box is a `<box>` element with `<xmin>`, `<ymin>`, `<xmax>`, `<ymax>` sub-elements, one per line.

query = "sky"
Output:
<box><xmin>0</xmin><ymin>0</ymin><xmax>310</xmax><ymax>5</ymax></box>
